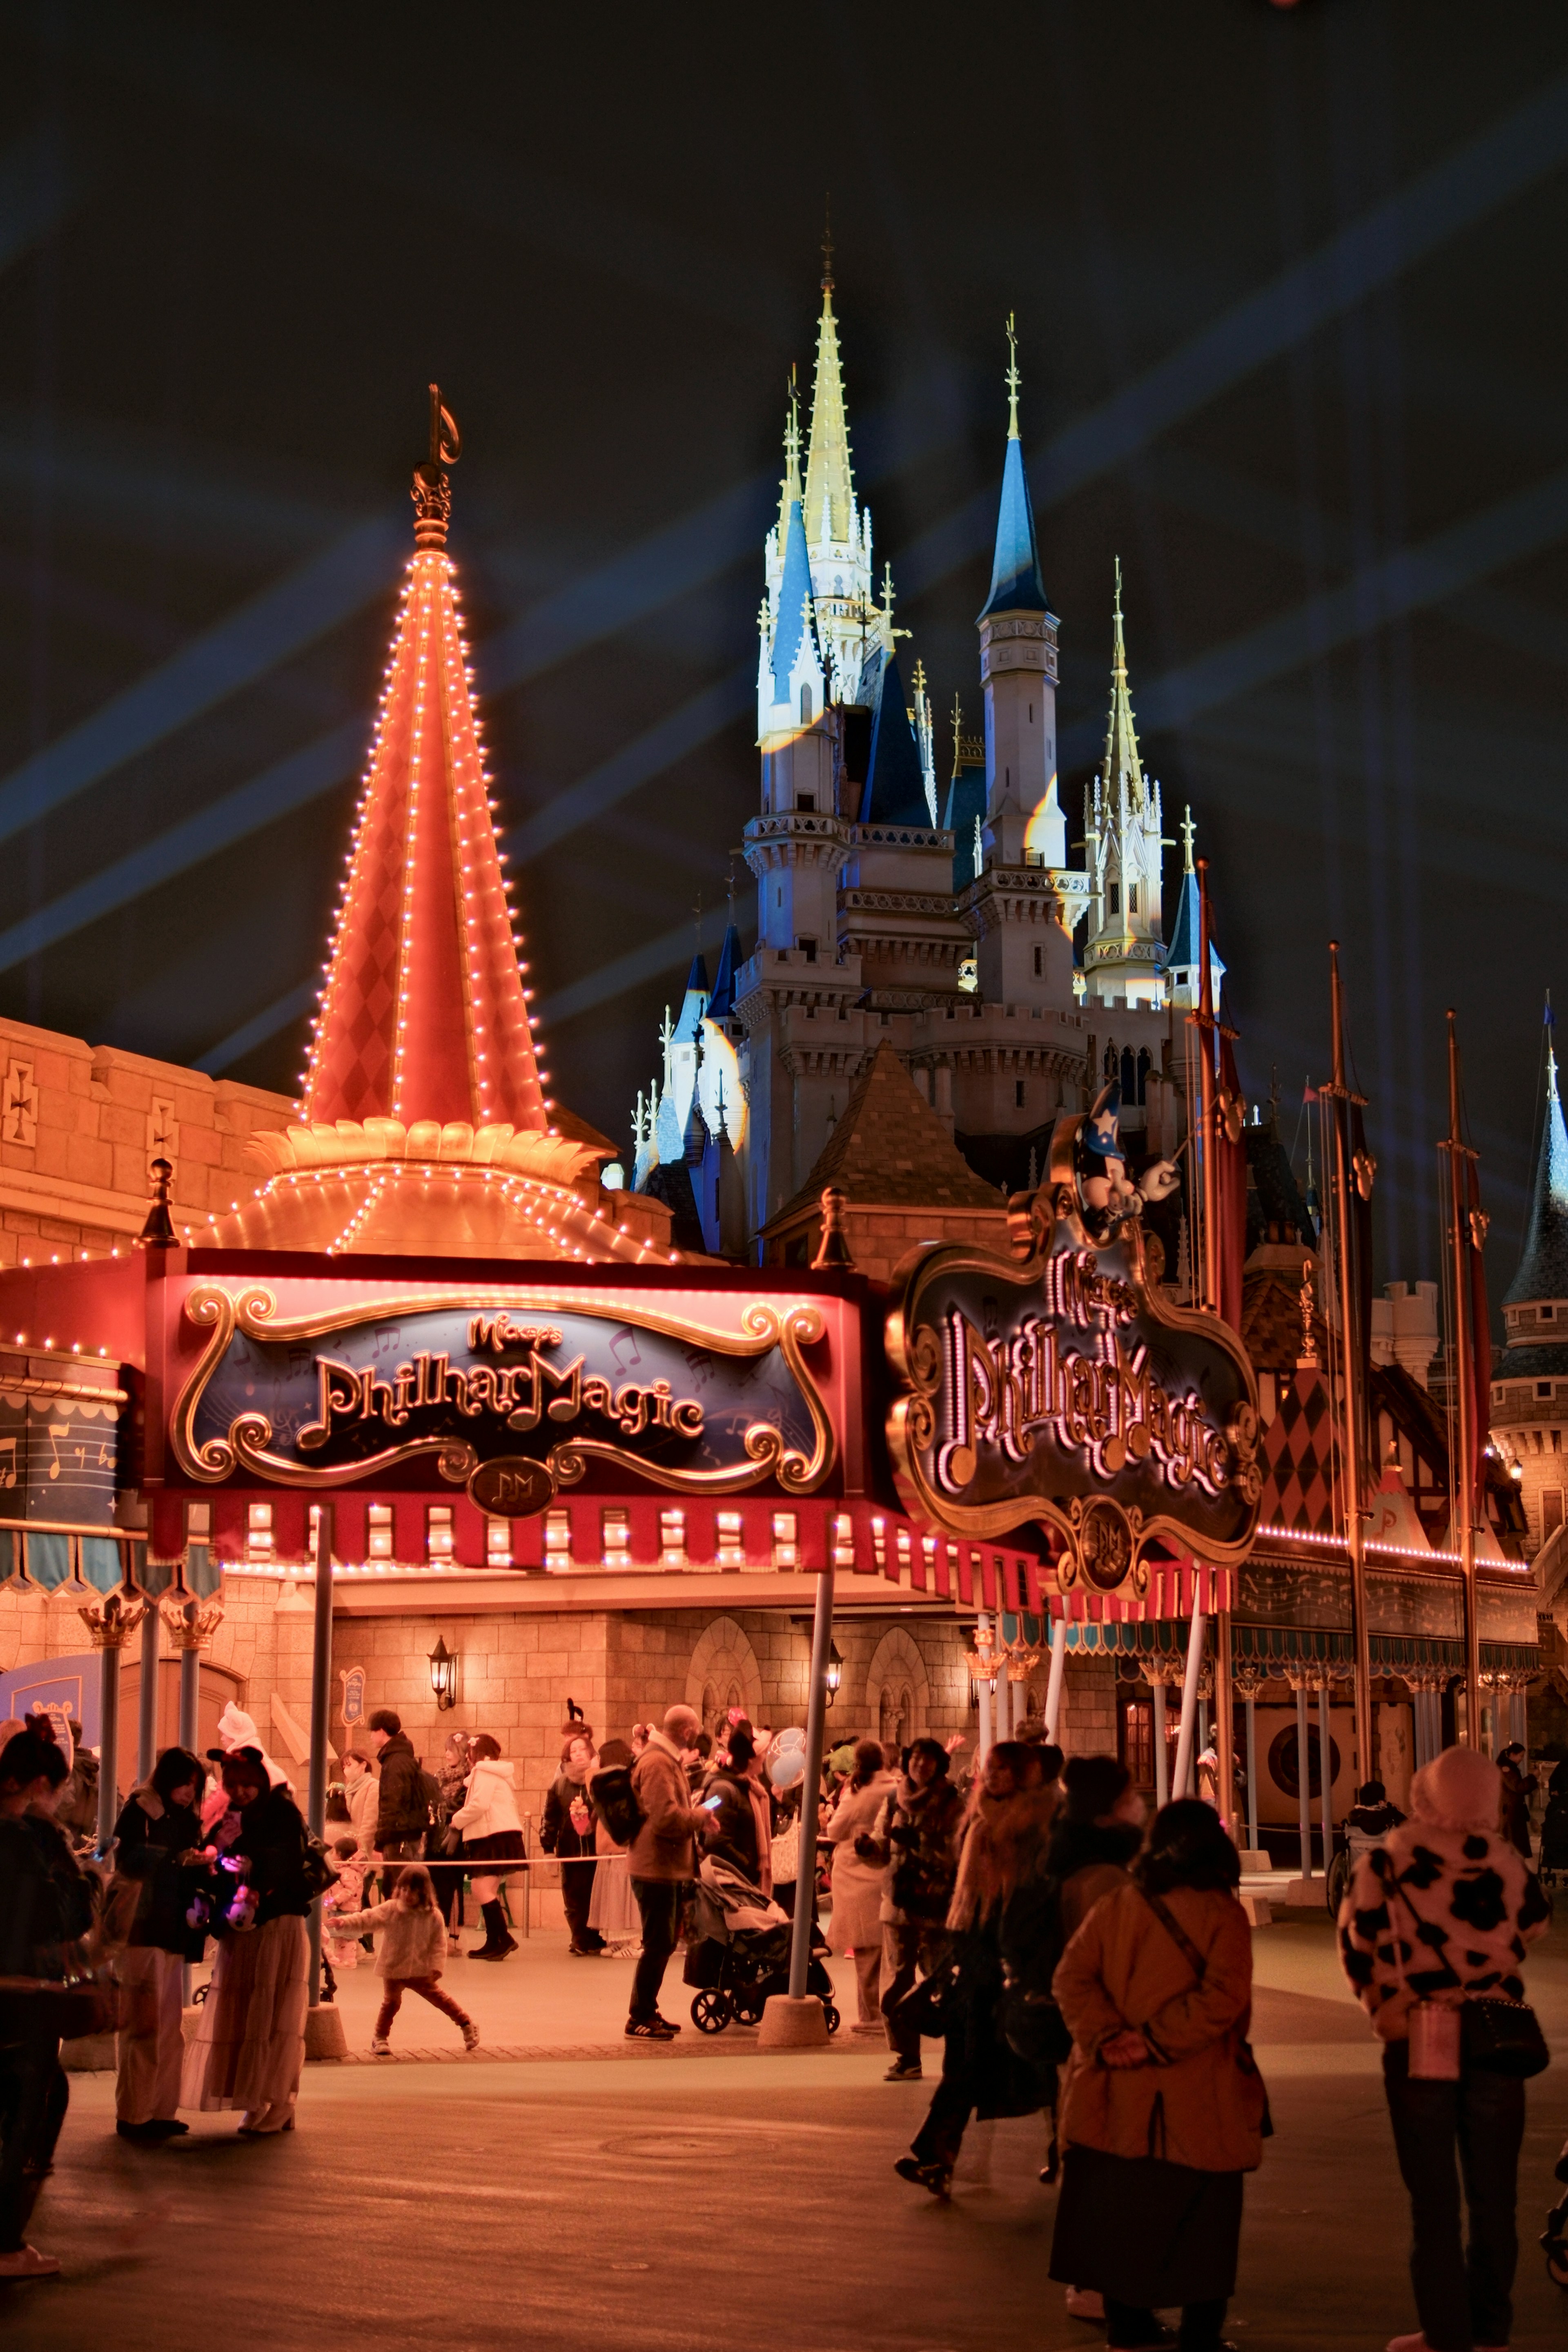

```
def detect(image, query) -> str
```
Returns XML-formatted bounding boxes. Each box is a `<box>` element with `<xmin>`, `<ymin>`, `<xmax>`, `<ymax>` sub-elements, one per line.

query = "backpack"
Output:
<box><xmin>299</xmin><ymin>1833</ymin><xmax>338</xmax><ymax>1904</ymax></box>
<box><xmin>416</xmin><ymin>1768</ymin><xmax>442</xmax><ymax>1824</ymax></box>
<box><xmin>589</xmin><ymin>1763</ymin><xmax>645</xmax><ymax>1850</ymax></box>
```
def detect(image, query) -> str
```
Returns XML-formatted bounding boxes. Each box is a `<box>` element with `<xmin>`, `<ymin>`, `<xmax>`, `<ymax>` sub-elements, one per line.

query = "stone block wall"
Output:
<box><xmin>0</xmin><ymin>1015</ymin><xmax>292</xmax><ymax>1263</ymax></box>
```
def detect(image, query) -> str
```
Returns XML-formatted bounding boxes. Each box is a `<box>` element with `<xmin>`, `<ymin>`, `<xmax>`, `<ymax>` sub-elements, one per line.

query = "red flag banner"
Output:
<box><xmin>1216</xmin><ymin>1030</ymin><xmax>1247</xmax><ymax>1329</ymax></box>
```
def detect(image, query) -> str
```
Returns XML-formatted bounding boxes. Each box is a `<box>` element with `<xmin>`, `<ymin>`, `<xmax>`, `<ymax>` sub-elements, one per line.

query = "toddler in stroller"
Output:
<box><xmin>682</xmin><ymin>1855</ymin><xmax>840</xmax><ymax>2033</ymax></box>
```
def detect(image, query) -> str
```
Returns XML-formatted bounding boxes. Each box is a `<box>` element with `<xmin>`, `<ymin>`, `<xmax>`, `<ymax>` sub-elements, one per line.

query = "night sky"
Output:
<box><xmin>0</xmin><ymin>0</ymin><xmax>1562</xmax><ymax>1306</ymax></box>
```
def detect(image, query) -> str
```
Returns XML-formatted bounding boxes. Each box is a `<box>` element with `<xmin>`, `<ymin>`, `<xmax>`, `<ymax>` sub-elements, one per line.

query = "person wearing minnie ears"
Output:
<box><xmin>1339</xmin><ymin>1743</ymin><xmax>1551</xmax><ymax>2352</ymax></box>
<box><xmin>0</xmin><ymin>1726</ymin><xmax>94</xmax><ymax>2281</ymax></box>
<box><xmin>325</xmin><ymin>1862</ymin><xmax>479</xmax><ymax>2054</ymax></box>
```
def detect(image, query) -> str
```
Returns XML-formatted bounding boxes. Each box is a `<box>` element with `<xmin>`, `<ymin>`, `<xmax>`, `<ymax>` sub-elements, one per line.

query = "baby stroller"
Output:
<box><xmin>682</xmin><ymin>1856</ymin><xmax>840</xmax><ymax>2035</ymax></box>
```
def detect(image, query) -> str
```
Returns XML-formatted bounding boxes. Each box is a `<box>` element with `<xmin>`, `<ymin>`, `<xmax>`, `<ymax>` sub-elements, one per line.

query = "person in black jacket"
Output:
<box><xmin>701</xmin><ymin>1724</ymin><xmax>773</xmax><ymax>1891</ymax></box>
<box><xmin>0</xmin><ymin>1727</ymin><xmax>95</xmax><ymax>2281</ymax></box>
<box><xmin>180</xmin><ymin>1746</ymin><xmax>314</xmax><ymax>2136</ymax></box>
<box><xmin>370</xmin><ymin>1710</ymin><xmax>429</xmax><ymax>1893</ymax></box>
<box><xmin>541</xmin><ymin>1730</ymin><xmax>604</xmax><ymax>1955</ymax></box>
<box><xmin>111</xmin><ymin>1746</ymin><xmax>205</xmax><ymax>2143</ymax></box>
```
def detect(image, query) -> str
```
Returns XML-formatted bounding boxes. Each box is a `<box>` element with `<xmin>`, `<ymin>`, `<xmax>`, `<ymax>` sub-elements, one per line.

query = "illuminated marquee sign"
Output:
<box><xmin>886</xmin><ymin>1165</ymin><xmax>1261</xmax><ymax>1597</ymax></box>
<box><xmin>169</xmin><ymin>1284</ymin><xmax>835</xmax><ymax>1512</ymax></box>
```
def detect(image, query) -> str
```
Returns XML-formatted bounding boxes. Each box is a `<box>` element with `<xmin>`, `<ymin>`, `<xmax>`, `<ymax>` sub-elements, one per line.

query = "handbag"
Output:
<box><xmin>1000</xmin><ymin>1977</ymin><xmax>1074</xmax><ymax>2069</ymax></box>
<box><xmin>1460</xmin><ymin>1995</ymin><xmax>1550</xmax><ymax>2080</ymax></box>
<box><xmin>1139</xmin><ymin>1888</ymin><xmax>1274</xmax><ymax>2136</ymax></box>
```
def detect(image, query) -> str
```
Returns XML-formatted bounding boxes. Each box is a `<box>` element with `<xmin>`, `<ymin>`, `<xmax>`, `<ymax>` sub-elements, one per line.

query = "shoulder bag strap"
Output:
<box><xmin>1139</xmin><ymin>1887</ymin><xmax>1209</xmax><ymax>1982</ymax></box>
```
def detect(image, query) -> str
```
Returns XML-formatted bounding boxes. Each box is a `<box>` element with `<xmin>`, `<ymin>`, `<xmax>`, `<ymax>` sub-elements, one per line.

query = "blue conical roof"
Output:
<box><xmin>978</xmin><ymin>437</ymin><xmax>1048</xmax><ymax>620</ymax></box>
<box><xmin>770</xmin><ymin>497</ymin><xmax>816</xmax><ymax>703</ymax></box>
<box><xmin>943</xmin><ymin>759</ymin><xmax>986</xmax><ymax>893</ymax></box>
<box><xmin>860</xmin><ymin>650</ymin><xmax>929</xmax><ymax>825</ymax></box>
<box><xmin>706</xmin><ymin>925</ymin><xmax>742</xmax><ymax>1021</ymax></box>
<box><xmin>672</xmin><ymin>953</ymin><xmax>709</xmax><ymax>1045</ymax></box>
<box><xmin>1503</xmin><ymin>1050</ymin><xmax>1568</xmax><ymax>1305</ymax></box>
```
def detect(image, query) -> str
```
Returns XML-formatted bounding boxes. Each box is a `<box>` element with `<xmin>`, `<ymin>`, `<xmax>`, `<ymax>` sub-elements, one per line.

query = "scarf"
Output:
<box><xmin>947</xmin><ymin>1784</ymin><xmax>1058</xmax><ymax>1931</ymax></box>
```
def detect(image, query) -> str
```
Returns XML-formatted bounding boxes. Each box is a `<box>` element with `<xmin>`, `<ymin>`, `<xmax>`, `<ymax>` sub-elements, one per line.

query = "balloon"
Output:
<box><xmin>768</xmin><ymin>1749</ymin><xmax>806</xmax><ymax>1790</ymax></box>
<box><xmin>775</xmin><ymin>1726</ymin><xmax>807</xmax><ymax>1753</ymax></box>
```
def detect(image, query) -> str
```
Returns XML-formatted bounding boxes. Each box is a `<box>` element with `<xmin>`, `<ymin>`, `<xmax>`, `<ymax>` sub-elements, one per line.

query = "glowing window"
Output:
<box><xmin>367</xmin><ymin>1503</ymin><xmax>394</xmax><ymax>1561</ymax></box>
<box><xmin>543</xmin><ymin>1509</ymin><xmax>572</xmax><ymax>1570</ymax></box>
<box><xmin>716</xmin><ymin>1509</ymin><xmax>746</xmax><ymax>1569</ymax></box>
<box><xmin>427</xmin><ymin>1506</ymin><xmax>454</xmax><ymax>1564</ymax></box>
<box><xmin>602</xmin><ymin>1507</ymin><xmax>631</xmax><ymax>1569</ymax></box>
<box><xmin>245</xmin><ymin>1502</ymin><xmax>274</xmax><ymax>1563</ymax></box>
<box><xmin>833</xmin><ymin>1513</ymin><xmax>856</xmax><ymax>1569</ymax></box>
<box><xmin>772</xmin><ymin>1511</ymin><xmax>798</xmax><ymax>1569</ymax></box>
<box><xmin>659</xmin><ymin>1507</ymin><xmax>686</xmax><ymax>1567</ymax></box>
<box><xmin>895</xmin><ymin>1527</ymin><xmax>912</xmax><ymax>1579</ymax></box>
<box><xmin>870</xmin><ymin>1516</ymin><xmax>886</xmax><ymax>1572</ymax></box>
<box><xmin>486</xmin><ymin>1516</ymin><xmax>512</xmax><ymax>1568</ymax></box>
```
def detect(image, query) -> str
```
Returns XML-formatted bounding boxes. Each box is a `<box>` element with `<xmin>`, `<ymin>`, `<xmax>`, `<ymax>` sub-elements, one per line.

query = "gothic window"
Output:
<box><xmin>800</xmin><ymin>684</ymin><xmax>813</xmax><ymax>724</ymax></box>
<box><xmin>1015</xmin><ymin>1079</ymin><xmax>1025</xmax><ymax>1108</ymax></box>
<box><xmin>1033</xmin><ymin>945</ymin><xmax>1042</xmax><ymax>977</ymax></box>
<box><xmin>1121</xmin><ymin>1047</ymin><xmax>1137</xmax><ymax>1103</ymax></box>
<box><xmin>1138</xmin><ymin>1047</ymin><xmax>1151</xmax><ymax>1104</ymax></box>
<box><xmin>1128</xmin><ymin>883</ymin><xmax>1139</xmax><ymax>914</ymax></box>
<box><xmin>1108</xmin><ymin>883</ymin><xmax>1120</xmax><ymax>915</ymax></box>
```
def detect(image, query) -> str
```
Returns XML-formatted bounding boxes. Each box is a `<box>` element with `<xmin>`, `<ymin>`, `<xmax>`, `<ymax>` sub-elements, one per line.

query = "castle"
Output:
<box><xmin>631</xmin><ymin>274</ymin><xmax>1225</xmax><ymax>1266</ymax></box>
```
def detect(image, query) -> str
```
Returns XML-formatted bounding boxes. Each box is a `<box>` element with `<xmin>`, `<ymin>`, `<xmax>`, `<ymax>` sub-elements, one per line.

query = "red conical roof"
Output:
<box><xmin>302</xmin><ymin>398</ymin><xmax>550</xmax><ymax>1134</ymax></box>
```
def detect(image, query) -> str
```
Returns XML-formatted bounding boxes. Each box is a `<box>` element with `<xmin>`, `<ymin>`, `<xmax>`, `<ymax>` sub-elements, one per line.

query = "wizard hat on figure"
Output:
<box><xmin>1083</xmin><ymin>1081</ymin><xmax>1123</xmax><ymax>1159</ymax></box>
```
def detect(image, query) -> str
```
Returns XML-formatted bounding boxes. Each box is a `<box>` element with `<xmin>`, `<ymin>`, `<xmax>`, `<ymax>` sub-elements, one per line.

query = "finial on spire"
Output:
<box><xmin>1180</xmin><ymin>804</ymin><xmax>1196</xmax><ymax>872</ymax></box>
<box><xmin>412</xmin><ymin>383</ymin><xmax>461</xmax><ymax>548</ymax></box>
<box><xmin>822</xmin><ymin>192</ymin><xmax>834</xmax><ymax>293</ymax></box>
<box><xmin>1005</xmin><ymin>311</ymin><xmax>1021</xmax><ymax>441</ymax></box>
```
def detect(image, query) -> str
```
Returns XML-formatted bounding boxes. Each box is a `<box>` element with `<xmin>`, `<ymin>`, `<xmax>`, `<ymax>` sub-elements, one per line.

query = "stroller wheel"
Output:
<box><xmin>1547</xmin><ymin>2247</ymin><xmax>1568</xmax><ymax>2290</ymax></box>
<box><xmin>691</xmin><ymin>1990</ymin><xmax>730</xmax><ymax>2035</ymax></box>
<box><xmin>822</xmin><ymin>2002</ymin><xmax>840</xmax><ymax>2036</ymax></box>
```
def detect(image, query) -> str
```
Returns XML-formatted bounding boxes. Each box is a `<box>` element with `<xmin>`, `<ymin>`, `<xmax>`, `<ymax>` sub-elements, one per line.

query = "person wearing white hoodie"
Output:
<box><xmin>449</xmin><ymin>1734</ymin><xmax>524</xmax><ymax>1960</ymax></box>
<box><xmin>1338</xmin><ymin>1743</ymin><xmax>1551</xmax><ymax>2352</ymax></box>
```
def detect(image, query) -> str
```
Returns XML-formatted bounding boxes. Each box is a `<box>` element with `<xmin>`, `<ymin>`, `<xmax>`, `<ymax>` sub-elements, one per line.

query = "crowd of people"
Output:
<box><xmin>0</xmin><ymin>1689</ymin><xmax>1560</xmax><ymax>2348</ymax></box>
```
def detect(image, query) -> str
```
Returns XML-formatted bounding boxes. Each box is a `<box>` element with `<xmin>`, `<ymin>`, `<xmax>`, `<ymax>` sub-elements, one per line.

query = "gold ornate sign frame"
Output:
<box><xmin>885</xmin><ymin>1124</ymin><xmax>1261</xmax><ymax>1597</ymax></box>
<box><xmin>169</xmin><ymin>1284</ymin><xmax>836</xmax><ymax>1499</ymax></box>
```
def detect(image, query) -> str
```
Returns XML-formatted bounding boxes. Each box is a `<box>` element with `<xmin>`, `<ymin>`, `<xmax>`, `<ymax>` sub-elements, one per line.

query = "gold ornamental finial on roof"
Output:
<box><xmin>412</xmin><ymin>382</ymin><xmax>462</xmax><ymax>548</ymax></box>
<box><xmin>1005</xmin><ymin>310</ymin><xmax>1021</xmax><ymax>442</ymax></box>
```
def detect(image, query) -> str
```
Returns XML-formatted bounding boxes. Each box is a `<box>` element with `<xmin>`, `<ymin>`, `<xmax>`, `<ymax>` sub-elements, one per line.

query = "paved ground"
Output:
<box><xmin>8</xmin><ymin>1913</ymin><xmax>1568</xmax><ymax>2352</ymax></box>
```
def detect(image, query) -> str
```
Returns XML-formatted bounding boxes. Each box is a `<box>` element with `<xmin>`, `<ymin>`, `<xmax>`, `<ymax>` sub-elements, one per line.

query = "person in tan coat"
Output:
<box><xmin>625</xmin><ymin>1705</ymin><xmax>708</xmax><ymax>2039</ymax></box>
<box><xmin>1049</xmin><ymin>1798</ymin><xmax>1267</xmax><ymax>2352</ymax></box>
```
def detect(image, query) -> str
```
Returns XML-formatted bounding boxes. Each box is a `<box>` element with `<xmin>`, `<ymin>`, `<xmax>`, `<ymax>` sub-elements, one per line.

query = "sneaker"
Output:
<box><xmin>370</xmin><ymin>2035</ymin><xmax>391</xmax><ymax>2055</ymax></box>
<box><xmin>884</xmin><ymin>2058</ymin><xmax>922</xmax><ymax>2081</ymax></box>
<box><xmin>1064</xmin><ymin>2287</ymin><xmax>1104</xmax><ymax>2321</ymax></box>
<box><xmin>893</xmin><ymin>2156</ymin><xmax>952</xmax><ymax>2199</ymax></box>
<box><xmin>116</xmin><ymin>2120</ymin><xmax>168</xmax><ymax>2142</ymax></box>
<box><xmin>461</xmin><ymin>2023</ymin><xmax>480</xmax><ymax>2052</ymax></box>
<box><xmin>625</xmin><ymin>2018</ymin><xmax>678</xmax><ymax>2040</ymax></box>
<box><xmin>652</xmin><ymin>2013</ymin><xmax>683</xmax><ymax>2033</ymax></box>
<box><xmin>0</xmin><ymin>2245</ymin><xmax>60</xmax><ymax>2280</ymax></box>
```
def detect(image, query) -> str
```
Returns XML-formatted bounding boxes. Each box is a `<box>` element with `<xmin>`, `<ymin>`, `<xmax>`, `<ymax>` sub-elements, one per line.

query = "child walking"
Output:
<box><xmin>324</xmin><ymin>1863</ymin><xmax>480</xmax><ymax>2054</ymax></box>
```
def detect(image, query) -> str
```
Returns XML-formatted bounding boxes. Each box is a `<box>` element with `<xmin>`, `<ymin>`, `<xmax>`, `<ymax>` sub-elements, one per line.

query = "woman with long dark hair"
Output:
<box><xmin>1049</xmin><ymin>1798</ymin><xmax>1268</xmax><ymax>2352</ymax></box>
<box><xmin>180</xmin><ymin>1746</ymin><xmax>314</xmax><ymax>2136</ymax></box>
<box><xmin>111</xmin><ymin>1744</ymin><xmax>206</xmax><ymax>2142</ymax></box>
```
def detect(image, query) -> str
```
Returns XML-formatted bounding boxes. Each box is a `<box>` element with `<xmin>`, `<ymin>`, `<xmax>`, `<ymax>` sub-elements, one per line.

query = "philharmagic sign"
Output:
<box><xmin>885</xmin><ymin>1116</ymin><xmax>1263</xmax><ymax>1598</ymax></box>
<box><xmin>168</xmin><ymin>1282</ymin><xmax>836</xmax><ymax>1512</ymax></box>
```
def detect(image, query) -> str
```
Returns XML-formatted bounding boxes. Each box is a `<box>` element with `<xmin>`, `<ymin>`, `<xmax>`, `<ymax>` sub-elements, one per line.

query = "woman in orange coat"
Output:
<box><xmin>1049</xmin><ymin>1799</ymin><xmax>1268</xmax><ymax>2352</ymax></box>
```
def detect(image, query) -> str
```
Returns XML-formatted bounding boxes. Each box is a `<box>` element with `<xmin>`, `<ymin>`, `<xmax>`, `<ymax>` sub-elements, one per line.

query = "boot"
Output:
<box><xmin>469</xmin><ymin>1900</ymin><xmax>517</xmax><ymax>1960</ymax></box>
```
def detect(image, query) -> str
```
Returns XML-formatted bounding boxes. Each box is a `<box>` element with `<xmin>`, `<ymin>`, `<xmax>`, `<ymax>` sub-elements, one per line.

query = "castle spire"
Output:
<box><xmin>803</xmin><ymin>275</ymin><xmax>856</xmax><ymax>553</ymax></box>
<box><xmin>303</xmin><ymin>387</ymin><xmax>549</xmax><ymax>1135</ymax></box>
<box><xmin>979</xmin><ymin>318</ymin><xmax>1048</xmax><ymax>620</ymax></box>
<box><xmin>1100</xmin><ymin>554</ymin><xmax>1146</xmax><ymax>807</ymax></box>
<box><xmin>1503</xmin><ymin>1013</ymin><xmax>1568</xmax><ymax>1308</ymax></box>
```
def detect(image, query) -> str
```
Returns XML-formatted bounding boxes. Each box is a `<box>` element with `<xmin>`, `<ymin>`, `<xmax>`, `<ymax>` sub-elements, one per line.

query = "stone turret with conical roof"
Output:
<box><xmin>1492</xmin><ymin>1023</ymin><xmax>1568</xmax><ymax>1552</ymax></box>
<box><xmin>976</xmin><ymin>315</ymin><xmax>1060</xmax><ymax>872</ymax></box>
<box><xmin>209</xmin><ymin>390</ymin><xmax>667</xmax><ymax>1263</ymax></box>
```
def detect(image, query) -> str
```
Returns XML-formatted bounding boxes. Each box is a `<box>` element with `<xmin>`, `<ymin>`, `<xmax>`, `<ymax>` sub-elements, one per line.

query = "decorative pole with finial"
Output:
<box><xmin>1441</xmin><ymin>1009</ymin><xmax>1485</xmax><ymax>1750</ymax></box>
<box><xmin>1005</xmin><ymin>310</ymin><xmax>1021</xmax><ymax>441</ymax></box>
<box><xmin>1323</xmin><ymin>943</ymin><xmax>1374</xmax><ymax>1789</ymax></box>
<box><xmin>411</xmin><ymin>383</ymin><xmax>461</xmax><ymax>548</ymax></box>
<box><xmin>79</xmin><ymin>1590</ymin><xmax>149</xmax><ymax>1852</ymax></box>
